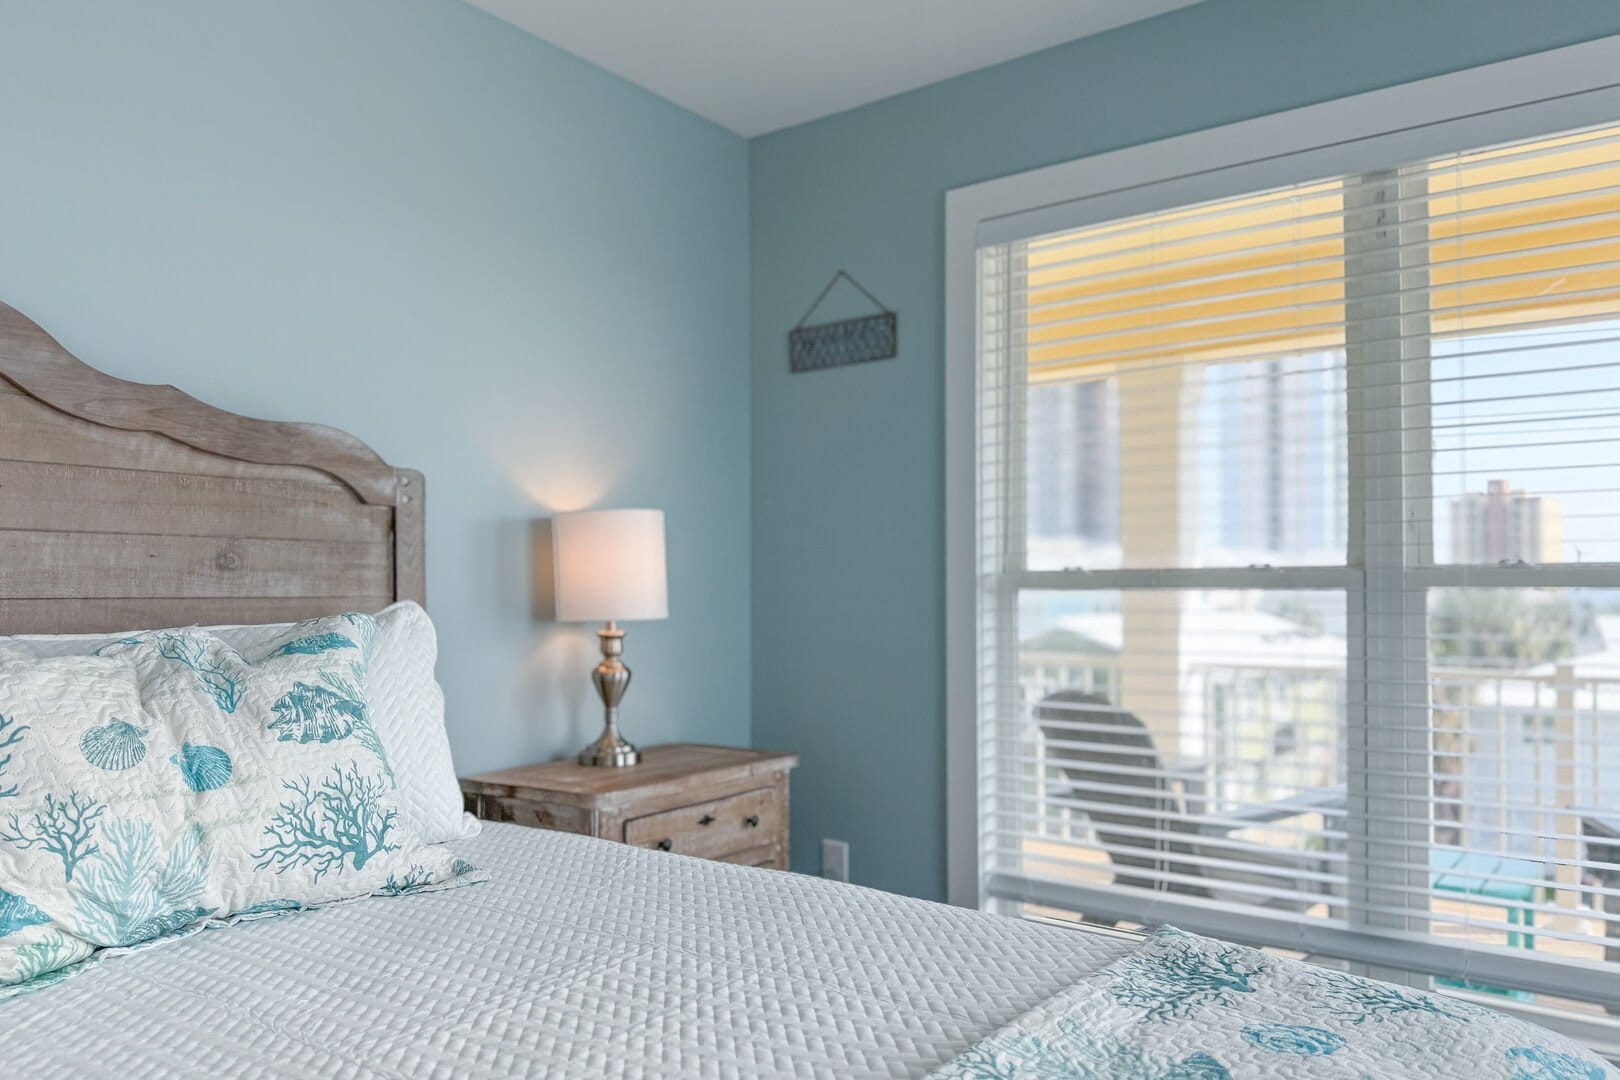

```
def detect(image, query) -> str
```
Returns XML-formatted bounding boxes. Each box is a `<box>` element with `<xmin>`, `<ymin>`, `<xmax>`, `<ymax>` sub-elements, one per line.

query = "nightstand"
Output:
<box><xmin>460</xmin><ymin>743</ymin><xmax>798</xmax><ymax>869</ymax></box>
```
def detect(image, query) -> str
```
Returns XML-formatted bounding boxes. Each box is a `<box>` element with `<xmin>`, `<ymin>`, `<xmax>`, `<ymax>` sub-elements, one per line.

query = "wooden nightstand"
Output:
<box><xmin>460</xmin><ymin>743</ymin><xmax>798</xmax><ymax>869</ymax></box>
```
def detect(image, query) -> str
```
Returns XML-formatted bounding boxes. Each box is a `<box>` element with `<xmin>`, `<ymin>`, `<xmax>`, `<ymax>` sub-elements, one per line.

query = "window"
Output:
<box><xmin>963</xmin><ymin>107</ymin><xmax>1620</xmax><ymax>1031</ymax></box>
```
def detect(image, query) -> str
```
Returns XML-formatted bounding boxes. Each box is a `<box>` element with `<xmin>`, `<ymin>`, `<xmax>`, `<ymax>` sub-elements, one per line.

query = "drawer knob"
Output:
<box><xmin>744</xmin><ymin>815</ymin><xmax>760</xmax><ymax>828</ymax></box>
<box><xmin>698</xmin><ymin>814</ymin><xmax>716</xmax><ymax>826</ymax></box>
<box><xmin>656</xmin><ymin>838</ymin><xmax>673</xmax><ymax>851</ymax></box>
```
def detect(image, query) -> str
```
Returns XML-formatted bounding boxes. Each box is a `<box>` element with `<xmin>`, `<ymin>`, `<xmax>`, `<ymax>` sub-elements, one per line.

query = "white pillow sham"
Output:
<box><xmin>4</xmin><ymin>602</ymin><xmax>476</xmax><ymax>845</ymax></box>
<box><xmin>0</xmin><ymin>615</ymin><xmax>481</xmax><ymax>993</ymax></box>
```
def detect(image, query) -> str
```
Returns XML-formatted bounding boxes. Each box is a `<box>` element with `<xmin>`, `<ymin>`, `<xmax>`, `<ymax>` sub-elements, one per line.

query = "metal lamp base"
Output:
<box><xmin>578</xmin><ymin>728</ymin><xmax>640</xmax><ymax>767</ymax></box>
<box><xmin>578</xmin><ymin>621</ymin><xmax>641</xmax><ymax>768</ymax></box>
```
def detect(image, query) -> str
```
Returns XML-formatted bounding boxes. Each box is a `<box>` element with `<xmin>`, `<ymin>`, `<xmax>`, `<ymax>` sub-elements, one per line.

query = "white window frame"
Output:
<box><xmin>944</xmin><ymin>33</ymin><xmax>1620</xmax><ymax>1037</ymax></box>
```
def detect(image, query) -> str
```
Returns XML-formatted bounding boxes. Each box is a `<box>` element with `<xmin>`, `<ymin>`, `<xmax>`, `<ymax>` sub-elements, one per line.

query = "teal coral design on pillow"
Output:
<box><xmin>252</xmin><ymin>762</ymin><xmax>399</xmax><ymax>880</ymax></box>
<box><xmin>308</xmin><ymin>613</ymin><xmax>395</xmax><ymax>783</ymax></box>
<box><xmin>78</xmin><ymin>719</ymin><xmax>149</xmax><ymax>771</ymax></box>
<box><xmin>99</xmin><ymin>632</ymin><xmax>245</xmax><ymax>713</ymax></box>
<box><xmin>0</xmin><ymin>790</ymin><xmax>107</xmax><ymax>882</ymax></box>
<box><xmin>69</xmin><ymin>820</ymin><xmax>213</xmax><ymax>947</ymax></box>
<box><xmin>0</xmin><ymin>713</ymin><xmax>29</xmax><ymax>799</ymax></box>
<box><xmin>170</xmin><ymin>743</ymin><xmax>233</xmax><ymax>793</ymax></box>
<box><xmin>0</xmin><ymin>615</ymin><xmax>486</xmax><ymax>998</ymax></box>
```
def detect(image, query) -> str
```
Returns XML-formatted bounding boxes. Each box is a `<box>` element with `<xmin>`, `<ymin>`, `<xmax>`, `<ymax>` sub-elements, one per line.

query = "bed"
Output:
<box><xmin>3</xmin><ymin>823</ymin><xmax>1140</xmax><ymax>1078</ymax></box>
<box><xmin>0</xmin><ymin>301</ymin><xmax>1608</xmax><ymax>1078</ymax></box>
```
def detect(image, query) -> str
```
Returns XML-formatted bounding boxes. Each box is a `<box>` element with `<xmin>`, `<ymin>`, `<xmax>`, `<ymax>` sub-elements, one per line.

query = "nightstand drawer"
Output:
<box><xmin>625</xmin><ymin>785</ymin><xmax>781</xmax><ymax>859</ymax></box>
<box><xmin>468</xmin><ymin>795</ymin><xmax>593</xmax><ymax>835</ymax></box>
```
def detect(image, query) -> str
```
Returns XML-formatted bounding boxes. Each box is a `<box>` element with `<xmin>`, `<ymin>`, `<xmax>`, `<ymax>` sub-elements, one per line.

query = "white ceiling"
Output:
<box><xmin>465</xmin><ymin>1</ymin><xmax>1202</xmax><ymax>137</ymax></box>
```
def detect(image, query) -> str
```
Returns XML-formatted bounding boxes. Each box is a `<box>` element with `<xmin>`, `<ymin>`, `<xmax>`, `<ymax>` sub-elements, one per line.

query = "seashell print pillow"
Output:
<box><xmin>3</xmin><ymin>601</ymin><xmax>479</xmax><ymax>846</ymax></box>
<box><xmin>0</xmin><ymin>614</ymin><xmax>482</xmax><ymax>996</ymax></box>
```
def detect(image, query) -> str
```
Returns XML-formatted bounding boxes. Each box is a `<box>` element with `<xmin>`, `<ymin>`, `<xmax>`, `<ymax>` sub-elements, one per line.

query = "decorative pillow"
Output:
<box><xmin>0</xmin><ymin>614</ymin><xmax>481</xmax><ymax>994</ymax></box>
<box><xmin>3</xmin><ymin>602</ymin><xmax>477</xmax><ymax>845</ymax></box>
<box><xmin>0</xmin><ymin>656</ymin><xmax>140</xmax><ymax>989</ymax></box>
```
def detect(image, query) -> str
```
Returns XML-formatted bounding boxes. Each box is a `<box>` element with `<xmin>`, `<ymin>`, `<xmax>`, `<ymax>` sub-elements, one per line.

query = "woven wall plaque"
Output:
<box><xmin>789</xmin><ymin>271</ymin><xmax>898</xmax><ymax>373</ymax></box>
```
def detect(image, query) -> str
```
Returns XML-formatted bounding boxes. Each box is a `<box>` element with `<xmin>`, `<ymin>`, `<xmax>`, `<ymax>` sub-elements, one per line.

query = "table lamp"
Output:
<box><xmin>552</xmin><ymin>508</ymin><xmax>668</xmax><ymax>767</ymax></box>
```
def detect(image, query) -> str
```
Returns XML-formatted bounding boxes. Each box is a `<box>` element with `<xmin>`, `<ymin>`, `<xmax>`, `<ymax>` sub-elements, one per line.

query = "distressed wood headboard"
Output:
<box><xmin>0</xmin><ymin>301</ymin><xmax>424</xmax><ymax>635</ymax></box>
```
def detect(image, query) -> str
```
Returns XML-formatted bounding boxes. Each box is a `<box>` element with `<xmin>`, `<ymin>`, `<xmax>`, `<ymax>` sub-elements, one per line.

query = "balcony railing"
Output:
<box><xmin>1013</xmin><ymin>651</ymin><xmax>1620</xmax><ymax>977</ymax></box>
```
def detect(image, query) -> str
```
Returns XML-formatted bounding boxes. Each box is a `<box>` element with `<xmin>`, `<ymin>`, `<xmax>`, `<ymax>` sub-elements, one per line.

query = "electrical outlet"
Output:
<box><xmin>821</xmin><ymin>838</ymin><xmax>849</xmax><ymax>883</ymax></box>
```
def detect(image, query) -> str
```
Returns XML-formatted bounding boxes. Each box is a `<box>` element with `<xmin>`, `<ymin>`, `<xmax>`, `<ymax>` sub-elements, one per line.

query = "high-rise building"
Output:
<box><xmin>1025</xmin><ymin>379</ymin><xmax>1119</xmax><ymax>549</ymax></box>
<box><xmin>1201</xmin><ymin>353</ymin><xmax>1347</xmax><ymax>562</ymax></box>
<box><xmin>1448</xmin><ymin>479</ymin><xmax>1565</xmax><ymax>564</ymax></box>
<box><xmin>1026</xmin><ymin>353</ymin><xmax>1349</xmax><ymax>566</ymax></box>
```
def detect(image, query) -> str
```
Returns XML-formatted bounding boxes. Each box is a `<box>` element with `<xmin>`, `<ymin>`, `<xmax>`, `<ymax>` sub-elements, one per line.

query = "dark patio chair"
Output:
<box><xmin>1036</xmin><ymin>689</ymin><xmax>1340</xmax><ymax>916</ymax></box>
<box><xmin>1576</xmin><ymin>810</ymin><xmax>1620</xmax><ymax>1016</ymax></box>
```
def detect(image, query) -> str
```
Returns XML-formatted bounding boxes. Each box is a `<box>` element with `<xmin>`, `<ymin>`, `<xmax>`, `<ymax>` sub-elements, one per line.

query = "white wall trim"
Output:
<box><xmin>943</xmin><ymin>33</ymin><xmax>1620</xmax><ymax>910</ymax></box>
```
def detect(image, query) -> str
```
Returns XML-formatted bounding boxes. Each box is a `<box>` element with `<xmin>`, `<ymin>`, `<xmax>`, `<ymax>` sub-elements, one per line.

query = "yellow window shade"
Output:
<box><xmin>1426</xmin><ymin>128</ymin><xmax>1620</xmax><ymax>335</ymax></box>
<box><xmin>1021</xmin><ymin>124</ymin><xmax>1620</xmax><ymax>383</ymax></box>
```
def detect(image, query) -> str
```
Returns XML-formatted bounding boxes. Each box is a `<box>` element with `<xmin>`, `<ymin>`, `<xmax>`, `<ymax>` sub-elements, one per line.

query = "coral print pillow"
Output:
<box><xmin>0</xmin><ymin>614</ymin><xmax>480</xmax><ymax>995</ymax></box>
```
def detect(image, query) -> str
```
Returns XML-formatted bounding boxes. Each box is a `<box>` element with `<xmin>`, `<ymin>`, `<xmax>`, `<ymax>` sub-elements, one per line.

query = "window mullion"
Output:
<box><xmin>1344</xmin><ymin>168</ymin><xmax>1434</xmax><ymax>980</ymax></box>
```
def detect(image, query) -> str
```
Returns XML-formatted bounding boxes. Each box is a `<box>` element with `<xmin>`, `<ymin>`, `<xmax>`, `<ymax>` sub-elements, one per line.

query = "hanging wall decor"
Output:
<box><xmin>788</xmin><ymin>270</ymin><xmax>898</xmax><ymax>373</ymax></box>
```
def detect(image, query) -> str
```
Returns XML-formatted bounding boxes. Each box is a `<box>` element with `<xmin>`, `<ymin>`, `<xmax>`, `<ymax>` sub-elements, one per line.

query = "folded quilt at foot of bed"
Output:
<box><xmin>930</xmin><ymin>926</ymin><xmax>1611</xmax><ymax>1079</ymax></box>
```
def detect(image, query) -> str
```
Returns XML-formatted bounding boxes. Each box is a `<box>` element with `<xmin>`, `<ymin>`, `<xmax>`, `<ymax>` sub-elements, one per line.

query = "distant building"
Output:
<box><xmin>1025</xmin><ymin>379</ymin><xmax>1119</xmax><ymax>555</ymax></box>
<box><xmin>1201</xmin><ymin>354</ymin><xmax>1346</xmax><ymax>562</ymax></box>
<box><xmin>1025</xmin><ymin>354</ymin><xmax>1347</xmax><ymax>567</ymax></box>
<box><xmin>1449</xmin><ymin>479</ymin><xmax>1565</xmax><ymax>564</ymax></box>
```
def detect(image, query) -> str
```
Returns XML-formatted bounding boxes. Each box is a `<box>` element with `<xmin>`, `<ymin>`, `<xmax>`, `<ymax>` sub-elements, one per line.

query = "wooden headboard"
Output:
<box><xmin>0</xmin><ymin>301</ymin><xmax>423</xmax><ymax>635</ymax></box>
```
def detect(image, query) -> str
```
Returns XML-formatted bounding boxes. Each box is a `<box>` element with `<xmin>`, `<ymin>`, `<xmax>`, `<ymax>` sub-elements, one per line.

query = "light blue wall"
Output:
<box><xmin>11</xmin><ymin>0</ymin><xmax>1620</xmax><ymax>899</ymax></box>
<box><xmin>0</xmin><ymin>0</ymin><xmax>751</xmax><ymax>773</ymax></box>
<box><xmin>749</xmin><ymin>0</ymin><xmax>1620</xmax><ymax>900</ymax></box>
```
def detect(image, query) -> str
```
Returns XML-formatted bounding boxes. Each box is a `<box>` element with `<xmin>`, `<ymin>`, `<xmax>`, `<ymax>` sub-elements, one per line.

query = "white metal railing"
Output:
<box><xmin>1017</xmin><ymin>652</ymin><xmax>1620</xmax><ymax>884</ymax></box>
<box><xmin>1019</xmin><ymin>651</ymin><xmax>1345</xmax><ymax>812</ymax></box>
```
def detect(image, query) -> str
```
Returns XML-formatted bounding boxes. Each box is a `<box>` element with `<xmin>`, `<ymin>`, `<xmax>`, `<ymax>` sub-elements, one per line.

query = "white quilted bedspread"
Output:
<box><xmin>0</xmin><ymin>822</ymin><xmax>1137</xmax><ymax>1078</ymax></box>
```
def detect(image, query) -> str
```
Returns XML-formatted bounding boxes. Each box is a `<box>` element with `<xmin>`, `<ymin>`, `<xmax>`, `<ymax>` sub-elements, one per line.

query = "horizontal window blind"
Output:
<box><xmin>975</xmin><ymin>120</ymin><xmax>1620</xmax><ymax>1022</ymax></box>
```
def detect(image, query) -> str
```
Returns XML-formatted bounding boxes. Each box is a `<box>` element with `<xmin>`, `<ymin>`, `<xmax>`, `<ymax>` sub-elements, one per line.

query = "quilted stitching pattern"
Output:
<box><xmin>6</xmin><ymin>603</ymin><xmax>475</xmax><ymax>846</ymax></box>
<box><xmin>1</xmin><ymin>823</ymin><xmax>1137</xmax><ymax>1078</ymax></box>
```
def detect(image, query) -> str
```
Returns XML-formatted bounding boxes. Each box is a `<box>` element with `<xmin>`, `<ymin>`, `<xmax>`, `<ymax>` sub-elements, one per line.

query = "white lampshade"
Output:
<box><xmin>552</xmin><ymin>509</ymin><xmax>669</xmax><ymax>623</ymax></box>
